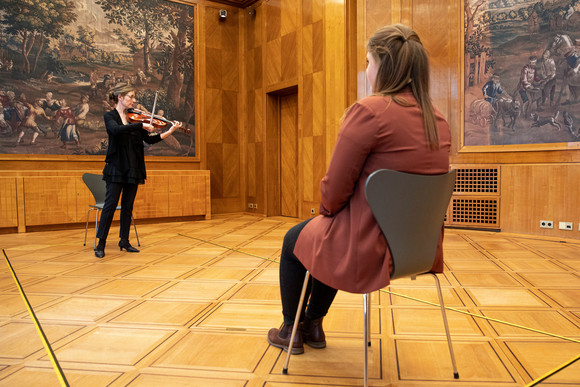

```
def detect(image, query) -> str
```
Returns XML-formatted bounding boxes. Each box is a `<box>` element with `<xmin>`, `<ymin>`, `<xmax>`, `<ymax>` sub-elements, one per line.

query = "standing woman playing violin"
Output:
<box><xmin>94</xmin><ymin>82</ymin><xmax>181</xmax><ymax>258</ymax></box>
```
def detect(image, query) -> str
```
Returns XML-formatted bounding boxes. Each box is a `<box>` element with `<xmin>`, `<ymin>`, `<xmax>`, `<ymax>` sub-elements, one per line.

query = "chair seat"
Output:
<box><xmin>89</xmin><ymin>204</ymin><xmax>121</xmax><ymax>210</ymax></box>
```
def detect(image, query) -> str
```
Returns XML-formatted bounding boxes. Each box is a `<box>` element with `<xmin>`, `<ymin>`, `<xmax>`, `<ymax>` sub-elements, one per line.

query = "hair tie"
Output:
<box><xmin>401</xmin><ymin>37</ymin><xmax>408</xmax><ymax>43</ymax></box>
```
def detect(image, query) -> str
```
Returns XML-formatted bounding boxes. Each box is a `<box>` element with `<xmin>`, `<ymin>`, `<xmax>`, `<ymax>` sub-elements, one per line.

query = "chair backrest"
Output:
<box><xmin>82</xmin><ymin>173</ymin><xmax>106</xmax><ymax>206</ymax></box>
<box><xmin>364</xmin><ymin>169</ymin><xmax>456</xmax><ymax>279</ymax></box>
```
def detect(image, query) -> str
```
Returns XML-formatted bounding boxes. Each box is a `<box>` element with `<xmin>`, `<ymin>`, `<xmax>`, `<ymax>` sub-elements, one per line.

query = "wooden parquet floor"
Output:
<box><xmin>0</xmin><ymin>214</ymin><xmax>579</xmax><ymax>386</ymax></box>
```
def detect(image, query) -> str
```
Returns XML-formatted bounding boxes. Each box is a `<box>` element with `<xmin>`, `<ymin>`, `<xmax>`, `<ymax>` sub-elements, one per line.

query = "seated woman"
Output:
<box><xmin>267</xmin><ymin>24</ymin><xmax>451</xmax><ymax>354</ymax></box>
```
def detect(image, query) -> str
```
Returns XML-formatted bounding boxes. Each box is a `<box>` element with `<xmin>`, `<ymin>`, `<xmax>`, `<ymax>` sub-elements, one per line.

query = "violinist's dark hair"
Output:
<box><xmin>109</xmin><ymin>82</ymin><xmax>133</xmax><ymax>104</ymax></box>
<box><xmin>109</xmin><ymin>93</ymin><xmax>120</xmax><ymax>104</ymax></box>
<box><xmin>366</xmin><ymin>24</ymin><xmax>439</xmax><ymax>150</ymax></box>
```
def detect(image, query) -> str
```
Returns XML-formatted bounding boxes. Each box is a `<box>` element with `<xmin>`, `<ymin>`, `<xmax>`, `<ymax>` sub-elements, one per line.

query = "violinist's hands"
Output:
<box><xmin>169</xmin><ymin>121</ymin><xmax>182</xmax><ymax>133</ymax></box>
<box><xmin>142</xmin><ymin>123</ymin><xmax>155</xmax><ymax>133</ymax></box>
<box><xmin>160</xmin><ymin>121</ymin><xmax>181</xmax><ymax>139</ymax></box>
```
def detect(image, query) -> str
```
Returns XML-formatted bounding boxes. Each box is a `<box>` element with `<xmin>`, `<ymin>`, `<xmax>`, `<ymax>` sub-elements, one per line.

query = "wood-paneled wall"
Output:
<box><xmin>0</xmin><ymin>177</ymin><xmax>18</xmax><ymax>228</ymax></box>
<box><xmin>0</xmin><ymin>170</ymin><xmax>210</xmax><ymax>233</ymax></box>
<box><xmin>200</xmin><ymin>3</ymin><xmax>243</xmax><ymax>214</ymax></box>
<box><xmin>241</xmin><ymin>0</ymin><xmax>348</xmax><ymax>220</ymax></box>
<box><xmin>500</xmin><ymin>164</ymin><xmax>580</xmax><ymax>237</ymax></box>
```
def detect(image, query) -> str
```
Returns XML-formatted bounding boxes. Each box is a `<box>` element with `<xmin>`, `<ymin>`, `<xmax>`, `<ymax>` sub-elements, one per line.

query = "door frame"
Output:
<box><xmin>265</xmin><ymin>85</ymin><xmax>299</xmax><ymax>217</ymax></box>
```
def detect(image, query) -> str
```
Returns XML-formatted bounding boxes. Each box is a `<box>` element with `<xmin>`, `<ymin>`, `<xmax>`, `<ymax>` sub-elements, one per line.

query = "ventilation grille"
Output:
<box><xmin>450</xmin><ymin>198</ymin><xmax>499</xmax><ymax>227</ymax></box>
<box><xmin>455</xmin><ymin>168</ymin><xmax>499</xmax><ymax>194</ymax></box>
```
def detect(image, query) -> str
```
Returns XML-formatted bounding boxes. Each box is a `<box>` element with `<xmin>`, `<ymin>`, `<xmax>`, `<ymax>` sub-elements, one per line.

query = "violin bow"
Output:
<box><xmin>149</xmin><ymin>91</ymin><xmax>159</xmax><ymax>126</ymax></box>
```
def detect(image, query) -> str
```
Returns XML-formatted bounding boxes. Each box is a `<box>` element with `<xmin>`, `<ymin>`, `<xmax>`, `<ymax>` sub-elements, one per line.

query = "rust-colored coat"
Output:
<box><xmin>293</xmin><ymin>92</ymin><xmax>451</xmax><ymax>294</ymax></box>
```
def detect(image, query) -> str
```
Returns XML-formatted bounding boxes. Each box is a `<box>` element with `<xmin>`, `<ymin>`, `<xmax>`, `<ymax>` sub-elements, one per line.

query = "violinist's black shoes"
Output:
<box><xmin>94</xmin><ymin>240</ymin><xmax>106</xmax><ymax>258</ymax></box>
<box><xmin>119</xmin><ymin>239</ymin><xmax>139</xmax><ymax>252</ymax></box>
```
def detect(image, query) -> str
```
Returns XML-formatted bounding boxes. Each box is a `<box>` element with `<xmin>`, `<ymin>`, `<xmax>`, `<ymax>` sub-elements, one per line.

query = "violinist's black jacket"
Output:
<box><xmin>102</xmin><ymin>109</ymin><xmax>162</xmax><ymax>185</ymax></box>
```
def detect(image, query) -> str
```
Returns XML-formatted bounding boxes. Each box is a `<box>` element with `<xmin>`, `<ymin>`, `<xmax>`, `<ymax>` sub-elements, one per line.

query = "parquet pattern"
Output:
<box><xmin>0</xmin><ymin>214</ymin><xmax>579</xmax><ymax>386</ymax></box>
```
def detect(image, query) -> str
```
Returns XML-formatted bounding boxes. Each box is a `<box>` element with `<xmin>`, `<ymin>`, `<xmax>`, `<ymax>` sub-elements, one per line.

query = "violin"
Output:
<box><xmin>126</xmin><ymin>108</ymin><xmax>191</xmax><ymax>134</ymax></box>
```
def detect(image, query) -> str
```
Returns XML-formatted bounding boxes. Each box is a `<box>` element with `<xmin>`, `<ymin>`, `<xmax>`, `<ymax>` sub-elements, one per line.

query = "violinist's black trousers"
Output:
<box><xmin>96</xmin><ymin>181</ymin><xmax>138</xmax><ymax>242</ymax></box>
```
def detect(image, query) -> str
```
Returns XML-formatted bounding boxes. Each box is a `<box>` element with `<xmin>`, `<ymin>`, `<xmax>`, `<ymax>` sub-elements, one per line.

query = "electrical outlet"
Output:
<box><xmin>559</xmin><ymin>221</ymin><xmax>573</xmax><ymax>231</ymax></box>
<box><xmin>248</xmin><ymin>203</ymin><xmax>253</xmax><ymax>209</ymax></box>
<box><xmin>540</xmin><ymin>220</ymin><xmax>553</xmax><ymax>229</ymax></box>
<box><xmin>254</xmin><ymin>203</ymin><xmax>258</xmax><ymax>209</ymax></box>
<box><xmin>310</xmin><ymin>208</ymin><xmax>315</xmax><ymax>215</ymax></box>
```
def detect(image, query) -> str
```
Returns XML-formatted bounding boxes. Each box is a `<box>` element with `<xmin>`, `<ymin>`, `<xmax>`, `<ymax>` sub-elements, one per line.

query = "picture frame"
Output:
<box><xmin>462</xmin><ymin>0</ymin><xmax>580</xmax><ymax>152</ymax></box>
<box><xmin>0</xmin><ymin>0</ymin><xmax>198</xmax><ymax>160</ymax></box>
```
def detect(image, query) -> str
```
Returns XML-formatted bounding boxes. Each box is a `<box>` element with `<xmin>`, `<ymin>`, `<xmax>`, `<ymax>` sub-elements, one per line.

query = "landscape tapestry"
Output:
<box><xmin>464</xmin><ymin>0</ymin><xmax>580</xmax><ymax>147</ymax></box>
<box><xmin>0</xmin><ymin>0</ymin><xmax>195</xmax><ymax>157</ymax></box>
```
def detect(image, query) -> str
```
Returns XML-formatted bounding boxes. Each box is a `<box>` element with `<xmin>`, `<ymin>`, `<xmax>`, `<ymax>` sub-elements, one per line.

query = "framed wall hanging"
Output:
<box><xmin>463</xmin><ymin>0</ymin><xmax>580</xmax><ymax>151</ymax></box>
<box><xmin>0</xmin><ymin>0</ymin><xmax>196</xmax><ymax>158</ymax></box>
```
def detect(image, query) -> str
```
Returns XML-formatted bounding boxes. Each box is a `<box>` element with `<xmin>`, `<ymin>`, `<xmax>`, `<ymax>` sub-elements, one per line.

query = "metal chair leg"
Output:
<box><xmin>84</xmin><ymin>208</ymin><xmax>92</xmax><ymax>246</ymax></box>
<box><xmin>131</xmin><ymin>215</ymin><xmax>140</xmax><ymax>246</ymax></box>
<box><xmin>366</xmin><ymin>292</ymin><xmax>372</xmax><ymax>346</ymax></box>
<box><xmin>363</xmin><ymin>293</ymin><xmax>369</xmax><ymax>387</ymax></box>
<box><xmin>283</xmin><ymin>270</ymin><xmax>310</xmax><ymax>374</ymax></box>
<box><xmin>93</xmin><ymin>208</ymin><xmax>100</xmax><ymax>249</ymax></box>
<box><xmin>431</xmin><ymin>273</ymin><xmax>459</xmax><ymax>379</ymax></box>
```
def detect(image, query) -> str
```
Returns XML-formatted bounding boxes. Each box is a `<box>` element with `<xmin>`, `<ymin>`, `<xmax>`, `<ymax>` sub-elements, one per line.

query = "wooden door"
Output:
<box><xmin>280</xmin><ymin>93</ymin><xmax>298</xmax><ymax>217</ymax></box>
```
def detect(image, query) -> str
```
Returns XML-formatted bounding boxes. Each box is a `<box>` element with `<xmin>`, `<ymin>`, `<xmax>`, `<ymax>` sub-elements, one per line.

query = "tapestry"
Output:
<box><xmin>464</xmin><ymin>0</ymin><xmax>580</xmax><ymax>147</ymax></box>
<box><xmin>0</xmin><ymin>0</ymin><xmax>195</xmax><ymax>156</ymax></box>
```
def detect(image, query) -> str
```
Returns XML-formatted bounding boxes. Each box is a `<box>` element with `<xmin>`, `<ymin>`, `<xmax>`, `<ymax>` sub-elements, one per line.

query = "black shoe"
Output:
<box><xmin>119</xmin><ymin>239</ymin><xmax>139</xmax><ymax>252</ymax></box>
<box><xmin>94</xmin><ymin>240</ymin><xmax>105</xmax><ymax>258</ymax></box>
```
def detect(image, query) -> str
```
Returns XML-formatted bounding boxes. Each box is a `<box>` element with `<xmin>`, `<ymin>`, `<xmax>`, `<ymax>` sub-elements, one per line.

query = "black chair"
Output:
<box><xmin>82</xmin><ymin>173</ymin><xmax>140</xmax><ymax>249</ymax></box>
<box><xmin>283</xmin><ymin>169</ymin><xmax>458</xmax><ymax>386</ymax></box>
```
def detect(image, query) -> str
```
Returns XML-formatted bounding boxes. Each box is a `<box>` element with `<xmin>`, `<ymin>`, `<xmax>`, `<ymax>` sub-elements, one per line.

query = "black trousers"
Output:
<box><xmin>96</xmin><ymin>181</ymin><xmax>138</xmax><ymax>242</ymax></box>
<box><xmin>280</xmin><ymin>219</ymin><xmax>338</xmax><ymax>325</ymax></box>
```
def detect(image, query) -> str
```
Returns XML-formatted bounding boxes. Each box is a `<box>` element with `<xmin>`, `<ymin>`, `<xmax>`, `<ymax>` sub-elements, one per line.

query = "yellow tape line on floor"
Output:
<box><xmin>382</xmin><ymin>289</ymin><xmax>580</xmax><ymax>344</ymax></box>
<box><xmin>524</xmin><ymin>353</ymin><xmax>580</xmax><ymax>386</ymax></box>
<box><xmin>2</xmin><ymin>249</ymin><xmax>69</xmax><ymax>387</ymax></box>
